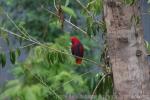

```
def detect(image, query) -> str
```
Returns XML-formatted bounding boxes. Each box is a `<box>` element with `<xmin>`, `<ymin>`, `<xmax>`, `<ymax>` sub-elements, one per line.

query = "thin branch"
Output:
<box><xmin>19</xmin><ymin>25</ymin><xmax>40</xmax><ymax>43</ymax></box>
<box><xmin>75</xmin><ymin>0</ymin><xmax>91</xmax><ymax>16</ymax></box>
<box><xmin>19</xmin><ymin>43</ymin><xmax>36</xmax><ymax>49</ymax></box>
<box><xmin>0</xmin><ymin>28</ymin><xmax>29</xmax><ymax>41</ymax></box>
<box><xmin>6</xmin><ymin>13</ymin><xmax>40</xmax><ymax>44</ymax></box>
<box><xmin>41</xmin><ymin>5</ymin><xmax>88</xmax><ymax>36</ymax></box>
<box><xmin>54</xmin><ymin>0</ymin><xmax>58</xmax><ymax>11</ymax></box>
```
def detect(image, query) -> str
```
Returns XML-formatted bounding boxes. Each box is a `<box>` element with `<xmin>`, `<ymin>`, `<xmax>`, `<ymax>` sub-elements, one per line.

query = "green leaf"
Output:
<box><xmin>86</xmin><ymin>0</ymin><xmax>103</xmax><ymax>15</ymax></box>
<box><xmin>64</xmin><ymin>84</ymin><xmax>74</xmax><ymax>94</ymax></box>
<box><xmin>46</xmin><ymin>52</ymin><xmax>52</xmax><ymax>64</ymax></box>
<box><xmin>16</xmin><ymin>48</ymin><xmax>21</xmax><ymax>57</ymax></box>
<box><xmin>10</xmin><ymin>49</ymin><xmax>16</xmax><ymax>64</ymax></box>
<box><xmin>5</xmin><ymin>37</ymin><xmax>10</xmax><ymax>46</ymax></box>
<box><xmin>131</xmin><ymin>15</ymin><xmax>140</xmax><ymax>25</ymax></box>
<box><xmin>0</xmin><ymin>52</ymin><xmax>6</xmax><ymax>68</ymax></box>
<box><xmin>0</xmin><ymin>84</ymin><xmax>21</xmax><ymax>99</ymax></box>
<box><xmin>65</xmin><ymin>0</ymin><xmax>70</xmax><ymax>6</ymax></box>
<box><xmin>124</xmin><ymin>0</ymin><xmax>136</xmax><ymax>5</ymax></box>
<box><xmin>61</xmin><ymin>6</ymin><xmax>77</xmax><ymax>18</ymax></box>
<box><xmin>148</xmin><ymin>0</ymin><xmax>150</xmax><ymax>4</ymax></box>
<box><xmin>0</xmin><ymin>30</ymin><xmax>9</xmax><ymax>45</ymax></box>
<box><xmin>24</xmin><ymin>86</ymin><xmax>37</xmax><ymax>100</ymax></box>
<box><xmin>145</xmin><ymin>40</ymin><xmax>149</xmax><ymax>49</ymax></box>
<box><xmin>99</xmin><ymin>21</ymin><xmax>106</xmax><ymax>33</ymax></box>
<box><xmin>86</xmin><ymin>16</ymin><xmax>93</xmax><ymax>36</ymax></box>
<box><xmin>6</xmin><ymin>79</ymin><xmax>20</xmax><ymax>87</ymax></box>
<box><xmin>145</xmin><ymin>40</ymin><xmax>150</xmax><ymax>54</ymax></box>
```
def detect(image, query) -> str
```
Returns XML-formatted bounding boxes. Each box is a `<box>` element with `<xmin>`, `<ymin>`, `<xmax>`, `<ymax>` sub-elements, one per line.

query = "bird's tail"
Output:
<box><xmin>76</xmin><ymin>58</ymin><xmax>82</xmax><ymax>64</ymax></box>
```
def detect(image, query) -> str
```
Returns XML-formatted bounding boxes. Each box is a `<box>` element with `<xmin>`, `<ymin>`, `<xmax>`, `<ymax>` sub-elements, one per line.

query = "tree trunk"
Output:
<box><xmin>103</xmin><ymin>0</ymin><xmax>150</xmax><ymax>100</ymax></box>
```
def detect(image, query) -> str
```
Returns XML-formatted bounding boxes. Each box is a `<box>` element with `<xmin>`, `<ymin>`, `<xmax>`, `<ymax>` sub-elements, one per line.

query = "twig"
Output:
<box><xmin>54</xmin><ymin>0</ymin><xmax>58</xmax><ymax>11</ymax></box>
<box><xmin>6</xmin><ymin>13</ymin><xmax>40</xmax><ymax>44</ymax></box>
<box><xmin>19</xmin><ymin>43</ymin><xmax>36</xmax><ymax>49</ymax></box>
<box><xmin>41</xmin><ymin>5</ymin><xmax>88</xmax><ymax>36</ymax></box>
<box><xmin>75</xmin><ymin>0</ymin><xmax>91</xmax><ymax>16</ymax></box>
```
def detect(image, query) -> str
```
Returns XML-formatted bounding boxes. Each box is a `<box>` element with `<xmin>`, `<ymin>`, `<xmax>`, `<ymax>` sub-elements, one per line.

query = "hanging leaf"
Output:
<box><xmin>99</xmin><ymin>21</ymin><xmax>107</xmax><ymax>33</ymax></box>
<box><xmin>145</xmin><ymin>40</ymin><xmax>149</xmax><ymax>49</ymax></box>
<box><xmin>131</xmin><ymin>15</ymin><xmax>140</xmax><ymax>25</ymax></box>
<box><xmin>24</xmin><ymin>86</ymin><xmax>37</xmax><ymax>100</ymax></box>
<box><xmin>61</xmin><ymin>6</ymin><xmax>77</xmax><ymax>18</ymax></box>
<box><xmin>144</xmin><ymin>40</ymin><xmax>150</xmax><ymax>54</ymax></box>
<box><xmin>0</xmin><ymin>52</ymin><xmax>6</xmax><ymax>68</ymax></box>
<box><xmin>46</xmin><ymin>52</ymin><xmax>52</xmax><ymax>64</ymax></box>
<box><xmin>65</xmin><ymin>0</ymin><xmax>70</xmax><ymax>7</ymax></box>
<box><xmin>86</xmin><ymin>16</ymin><xmax>93</xmax><ymax>37</ymax></box>
<box><xmin>9</xmin><ymin>49</ymin><xmax>16</xmax><ymax>64</ymax></box>
<box><xmin>123</xmin><ymin>0</ymin><xmax>136</xmax><ymax>5</ymax></box>
<box><xmin>16</xmin><ymin>48</ymin><xmax>21</xmax><ymax>57</ymax></box>
<box><xmin>5</xmin><ymin>36</ymin><xmax>10</xmax><ymax>46</ymax></box>
<box><xmin>0</xmin><ymin>30</ymin><xmax>10</xmax><ymax>46</ymax></box>
<box><xmin>86</xmin><ymin>0</ymin><xmax>103</xmax><ymax>15</ymax></box>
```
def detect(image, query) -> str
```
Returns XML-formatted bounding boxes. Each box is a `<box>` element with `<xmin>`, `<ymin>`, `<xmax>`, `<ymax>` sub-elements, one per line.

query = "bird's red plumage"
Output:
<box><xmin>70</xmin><ymin>36</ymin><xmax>84</xmax><ymax>64</ymax></box>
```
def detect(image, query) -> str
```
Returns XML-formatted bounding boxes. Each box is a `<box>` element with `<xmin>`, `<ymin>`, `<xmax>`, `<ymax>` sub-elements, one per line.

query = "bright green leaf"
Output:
<box><xmin>9</xmin><ymin>49</ymin><xmax>16</xmax><ymax>64</ymax></box>
<box><xmin>24</xmin><ymin>86</ymin><xmax>37</xmax><ymax>100</ymax></box>
<box><xmin>61</xmin><ymin>6</ymin><xmax>77</xmax><ymax>18</ymax></box>
<box><xmin>16</xmin><ymin>48</ymin><xmax>21</xmax><ymax>57</ymax></box>
<box><xmin>0</xmin><ymin>52</ymin><xmax>6</xmax><ymax>68</ymax></box>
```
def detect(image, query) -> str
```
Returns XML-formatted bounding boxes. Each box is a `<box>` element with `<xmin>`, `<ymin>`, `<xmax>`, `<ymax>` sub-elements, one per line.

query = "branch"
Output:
<box><xmin>75</xmin><ymin>0</ymin><xmax>91</xmax><ymax>15</ymax></box>
<box><xmin>2</xmin><ymin>12</ymin><xmax>105</xmax><ymax>68</ymax></box>
<box><xmin>41</xmin><ymin>5</ymin><xmax>88</xmax><ymax>36</ymax></box>
<box><xmin>53</xmin><ymin>0</ymin><xmax>58</xmax><ymax>11</ymax></box>
<box><xmin>0</xmin><ymin>27</ymin><xmax>104</xmax><ymax>68</ymax></box>
<box><xmin>19</xmin><ymin>43</ymin><xmax>36</xmax><ymax>49</ymax></box>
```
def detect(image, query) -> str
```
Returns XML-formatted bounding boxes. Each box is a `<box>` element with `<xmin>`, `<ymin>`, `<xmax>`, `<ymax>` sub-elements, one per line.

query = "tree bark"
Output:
<box><xmin>103</xmin><ymin>0</ymin><xmax>150</xmax><ymax>100</ymax></box>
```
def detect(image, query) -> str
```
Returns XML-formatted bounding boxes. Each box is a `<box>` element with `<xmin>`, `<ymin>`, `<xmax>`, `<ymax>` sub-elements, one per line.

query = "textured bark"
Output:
<box><xmin>103</xmin><ymin>0</ymin><xmax>150</xmax><ymax>100</ymax></box>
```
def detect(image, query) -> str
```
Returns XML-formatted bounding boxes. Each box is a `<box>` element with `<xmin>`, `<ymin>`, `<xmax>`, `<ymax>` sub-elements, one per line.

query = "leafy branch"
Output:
<box><xmin>0</xmin><ymin>13</ymin><xmax>105</xmax><ymax>68</ymax></box>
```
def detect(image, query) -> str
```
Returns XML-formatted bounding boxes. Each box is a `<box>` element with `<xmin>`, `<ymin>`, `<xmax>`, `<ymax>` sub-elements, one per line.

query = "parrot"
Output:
<box><xmin>70</xmin><ymin>36</ymin><xmax>84</xmax><ymax>64</ymax></box>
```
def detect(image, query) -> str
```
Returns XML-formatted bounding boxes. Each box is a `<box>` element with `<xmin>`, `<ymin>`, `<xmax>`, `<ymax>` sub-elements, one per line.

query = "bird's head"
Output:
<box><xmin>70</xmin><ymin>36</ymin><xmax>80</xmax><ymax>44</ymax></box>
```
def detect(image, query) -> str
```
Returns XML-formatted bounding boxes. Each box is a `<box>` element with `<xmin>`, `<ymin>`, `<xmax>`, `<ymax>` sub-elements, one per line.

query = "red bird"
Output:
<box><xmin>70</xmin><ymin>36</ymin><xmax>84</xmax><ymax>64</ymax></box>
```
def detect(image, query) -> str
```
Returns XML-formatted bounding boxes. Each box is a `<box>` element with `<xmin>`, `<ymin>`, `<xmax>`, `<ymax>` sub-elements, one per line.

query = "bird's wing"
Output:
<box><xmin>71</xmin><ymin>43</ymin><xmax>84</xmax><ymax>58</ymax></box>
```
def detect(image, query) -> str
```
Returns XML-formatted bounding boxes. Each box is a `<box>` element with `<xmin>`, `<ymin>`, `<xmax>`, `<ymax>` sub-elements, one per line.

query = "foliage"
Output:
<box><xmin>61</xmin><ymin>6</ymin><xmax>77</xmax><ymax>18</ymax></box>
<box><xmin>0</xmin><ymin>0</ymin><xmax>114</xmax><ymax>100</ymax></box>
<box><xmin>0</xmin><ymin>35</ymin><xmax>113</xmax><ymax>100</ymax></box>
<box><xmin>0</xmin><ymin>52</ymin><xmax>6</xmax><ymax>67</ymax></box>
<box><xmin>123</xmin><ymin>0</ymin><xmax>136</xmax><ymax>5</ymax></box>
